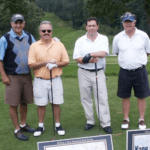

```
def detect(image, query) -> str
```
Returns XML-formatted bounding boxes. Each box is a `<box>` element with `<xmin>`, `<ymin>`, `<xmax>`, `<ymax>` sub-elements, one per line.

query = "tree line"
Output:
<box><xmin>35</xmin><ymin>0</ymin><xmax>150</xmax><ymax>36</ymax></box>
<box><xmin>0</xmin><ymin>0</ymin><xmax>150</xmax><ymax>37</ymax></box>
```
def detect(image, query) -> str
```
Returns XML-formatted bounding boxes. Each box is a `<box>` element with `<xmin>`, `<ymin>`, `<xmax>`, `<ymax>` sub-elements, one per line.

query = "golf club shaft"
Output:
<box><xmin>95</xmin><ymin>63</ymin><xmax>101</xmax><ymax>134</ymax></box>
<box><xmin>50</xmin><ymin>70</ymin><xmax>56</xmax><ymax>139</ymax></box>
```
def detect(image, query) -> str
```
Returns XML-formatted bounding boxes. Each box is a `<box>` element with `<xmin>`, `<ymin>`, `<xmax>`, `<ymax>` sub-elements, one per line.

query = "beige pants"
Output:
<box><xmin>78</xmin><ymin>68</ymin><xmax>111</xmax><ymax>128</ymax></box>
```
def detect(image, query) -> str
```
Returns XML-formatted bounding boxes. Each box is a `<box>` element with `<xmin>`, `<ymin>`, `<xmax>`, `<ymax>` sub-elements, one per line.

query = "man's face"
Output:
<box><xmin>11</xmin><ymin>20</ymin><xmax>25</xmax><ymax>36</ymax></box>
<box><xmin>123</xmin><ymin>20</ymin><xmax>136</xmax><ymax>32</ymax></box>
<box><xmin>85</xmin><ymin>20</ymin><xmax>99</xmax><ymax>36</ymax></box>
<box><xmin>39</xmin><ymin>24</ymin><xmax>52</xmax><ymax>41</ymax></box>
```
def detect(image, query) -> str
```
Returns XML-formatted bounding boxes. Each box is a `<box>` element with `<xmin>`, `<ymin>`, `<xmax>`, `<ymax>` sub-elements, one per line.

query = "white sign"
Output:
<box><xmin>38</xmin><ymin>135</ymin><xmax>113</xmax><ymax>150</ymax></box>
<box><xmin>127</xmin><ymin>129</ymin><xmax>150</xmax><ymax>150</ymax></box>
<box><xmin>45</xmin><ymin>140</ymin><xmax>106</xmax><ymax>150</ymax></box>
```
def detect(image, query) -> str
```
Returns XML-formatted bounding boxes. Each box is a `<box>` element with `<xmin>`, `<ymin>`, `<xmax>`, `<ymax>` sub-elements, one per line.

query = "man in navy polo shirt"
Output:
<box><xmin>113</xmin><ymin>12</ymin><xmax>150</xmax><ymax>130</ymax></box>
<box><xmin>0</xmin><ymin>14</ymin><xmax>36</xmax><ymax>141</ymax></box>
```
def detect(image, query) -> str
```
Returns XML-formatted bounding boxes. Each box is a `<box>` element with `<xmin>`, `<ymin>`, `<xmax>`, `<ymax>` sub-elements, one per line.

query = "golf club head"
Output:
<box><xmin>50</xmin><ymin>137</ymin><xmax>55</xmax><ymax>141</ymax></box>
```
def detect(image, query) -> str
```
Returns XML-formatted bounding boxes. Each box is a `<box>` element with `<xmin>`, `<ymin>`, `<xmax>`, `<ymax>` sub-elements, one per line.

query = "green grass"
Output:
<box><xmin>1</xmin><ymin>75</ymin><xmax>150</xmax><ymax>150</ymax></box>
<box><xmin>1</xmin><ymin>12</ymin><xmax>150</xmax><ymax>150</ymax></box>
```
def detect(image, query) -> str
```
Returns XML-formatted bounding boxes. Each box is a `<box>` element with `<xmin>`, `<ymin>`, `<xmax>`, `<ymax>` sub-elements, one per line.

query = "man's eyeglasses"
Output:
<box><xmin>123</xmin><ymin>14</ymin><xmax>135</xmax><ymax>18</ymax></box>
<box><xmin>41</xmin><ymin>30</ymin><xmax>52</xmax><ymax>33</ymax></box>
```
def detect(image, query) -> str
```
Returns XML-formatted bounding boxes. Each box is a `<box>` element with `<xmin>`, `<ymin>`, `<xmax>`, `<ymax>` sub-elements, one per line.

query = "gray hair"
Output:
<box><xmin>39</xmin><ymin>21</ymin><xmax>53</xmax><ymax>31</ymax></box>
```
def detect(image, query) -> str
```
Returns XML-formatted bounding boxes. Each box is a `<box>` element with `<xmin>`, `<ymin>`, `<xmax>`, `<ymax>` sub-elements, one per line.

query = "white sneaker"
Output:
<box><xmin>34</xmin><ymin>127</ymin><xmax>45</xmax><ymax>136</ymax></box>
<box><xmin>55</xmin><ymin>126</ymin><xmax>65</xmax><ymax>135</ymax></box>
<box><xmin>139</xmin><ymin>120</ymin><xmax>146</xmax><ymax>130</ymax></box>
<box><xmin>121</xmin><ymin>120</ymin><xmax>129</xmax><ymax>129</ymax></box>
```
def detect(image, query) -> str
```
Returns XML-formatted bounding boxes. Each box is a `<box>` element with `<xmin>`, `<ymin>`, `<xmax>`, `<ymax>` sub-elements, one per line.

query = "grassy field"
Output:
<box><xmin>1</xmin><ymin>12</ymin><xmax>150</xmax><ymax>150</ymax></box>
<box><xmin>1</xmin><ymin>74</ymin><xmax>150</xmax><ymax>150</ymax></box>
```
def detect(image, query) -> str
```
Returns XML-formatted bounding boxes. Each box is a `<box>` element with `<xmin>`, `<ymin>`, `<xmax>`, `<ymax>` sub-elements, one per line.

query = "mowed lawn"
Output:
<box><xmin>1</xmin><ymin>67</ymin><xmax>150</xmax><ymax>150</ymax></box>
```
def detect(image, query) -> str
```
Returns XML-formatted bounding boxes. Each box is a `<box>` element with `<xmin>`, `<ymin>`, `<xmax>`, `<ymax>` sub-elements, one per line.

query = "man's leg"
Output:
<box><xmin>122</xmin><ymin>98</ymin><xmax>130</xmax><ymax>119</ymax></box>
<box><xmin>138</xmin><ymin>98</ymin><xmax>146</xmax><ymax>119</ymax></box>
<box><xmin>19</xmin><ymin>103</ymin><xmax>27</xmax><ymax>126</ymax></box>
<box><xmin>78</xmin><ymin>68</ymin><xmax>95</xmax><ymax>126</ymax></box>
<box><xmin>93</xmin><ymin>70</ymin><xmax>112</xmax><ymax>133</ymax></box>
<box><xmin>52</xmin><ymin>104</ymin><xmax>60</xmax><ymax>123</ymax></box>
<box><xmin>38</xmin><ymin>106</ymin><xmax>46</xmax><ymax>123</ymax></box>
<box><xmin>9</xmin><ymin>105</ymin><xmax>28</xmax><ymax>141</ymax></box>
<box><xmin>137</xmin><ymin>98</ymin><xmax>146</xmax><ymax>129</ymax></box>
<box><xmin>9</xmin><ymin>105</ymin><xmax>20</xmax><ymax>130</ymax></box>
<box><xmin>19</xmin><ymin>103</ymin><xmax>35</xmax><ymax>133</ymax></box>
<box><xmin>133</xmin><ymin>67</ymin><xmax>150</xmax><ymax>129</ymax></box>
<box><xmin>121</xmin><ymin>98</ymin><xmax>130</xmax><ymax>129</ymax></box>
<box><xmin>93</xmin><ymin>70</ymin><xmax>111</xmax><ymax>127</ymax></box>
<box><xmin>52</xmin><ymin>104</ymin><xmax>65</xmax><ymax>135</ymax></box>
<box><xmin>34</xmin><ymin>106</ymin><xmax>46</xmax><ymax>137</ymax></box>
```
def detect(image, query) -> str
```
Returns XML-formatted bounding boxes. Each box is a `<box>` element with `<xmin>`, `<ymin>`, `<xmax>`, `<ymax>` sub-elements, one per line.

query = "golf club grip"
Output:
<box><xmin>50</xmin><ymin>70</ymin><xmax>53</xmax><ymax>100</ymax></box>
<box><xmin>95</xmin><ymin>63</ymin><xmax>97</xmax><ymax>75</ymax></box>
<box><xmin>50</xmin><ymin>70</ymin><xmax>52</xmax><ymax>79</ymax></box>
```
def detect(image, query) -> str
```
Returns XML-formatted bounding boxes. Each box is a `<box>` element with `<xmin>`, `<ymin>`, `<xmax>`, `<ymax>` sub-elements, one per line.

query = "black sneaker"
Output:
<box><xmin>20</xmin><ymin>124</ymin><xmax>35</xmax><ymax>133</ymax></box>
<box><xmin>55</xmin><ymin>126</ymin><xmax>65</xmax><ymax>135</ymax></box>
<box><xmin>14</xmin><ymin>130</ymin><xmax>28</xmax><ymax>141</ymax></box>
<box><xmin>34</xmin><ymin>127</ymin><xmax>45</xmax><ymax>137</ymax></box>
<box><xmin>103</xmin><ymin>126</ymin><xmax>113</xmax><ymax>134</ymax></box>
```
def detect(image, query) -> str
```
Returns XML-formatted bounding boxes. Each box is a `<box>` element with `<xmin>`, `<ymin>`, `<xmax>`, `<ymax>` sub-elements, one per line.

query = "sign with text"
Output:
<box><xmin>127</xmin><ymin>129</ymin><xmax>150</xmax><ymax>150</ymax></box>
<box><xmin>37</xmin><ymin>135</ymin><xmax>113</xmax><ymax>150</ymax></box>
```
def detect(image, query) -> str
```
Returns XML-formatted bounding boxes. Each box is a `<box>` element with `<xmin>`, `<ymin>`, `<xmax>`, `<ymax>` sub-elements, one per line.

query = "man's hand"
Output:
<box><xmin>82</xmin><ymin>53</ymin><xmax>92</xmax><ymax>63</ymax></box>
<box><xmin>89</xmin><ymin>57</ymin><xmax>99</xmax><ymax>63</ymax></box>
<box><xmin>46</xmin><ymin>63</ymin><xmax>58</xmax><ymax>70</ymax></box>
<box><xmin>2</xmin><ymin>74</ymin><xmax>10</xmax><ymax>85</ymax></box>
<box><xmin>53</xmin><ymin>37</ymin><xmax>60</xmax><ymax>42</ymax></box>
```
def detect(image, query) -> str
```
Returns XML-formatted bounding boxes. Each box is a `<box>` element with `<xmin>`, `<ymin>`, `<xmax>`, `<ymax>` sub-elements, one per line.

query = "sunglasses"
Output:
<box><xmin>41</xmin><ymin>30</ymin><xmax>52</xmax><ymax>33</ymax></box>
<box><xmin>121</xmin><ymin>13</ymin><xmax>135</xmax><ymax>21</ymax></box>
<box><xmin>123</xmin><ymin>14</ymin><xmax>133</xmax><ymax>18</ymax></box>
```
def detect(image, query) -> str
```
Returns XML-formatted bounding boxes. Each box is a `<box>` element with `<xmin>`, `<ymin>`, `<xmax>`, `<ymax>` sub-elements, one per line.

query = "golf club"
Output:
<box><xmin>50</xmin><ymin>70</ymin><xmax>56</xmax><ymax>140</ymax></box>
<box><xmin>95</xmin><ymin>63</ymin><xmax>101</xmax><ymax>135</ymax></box>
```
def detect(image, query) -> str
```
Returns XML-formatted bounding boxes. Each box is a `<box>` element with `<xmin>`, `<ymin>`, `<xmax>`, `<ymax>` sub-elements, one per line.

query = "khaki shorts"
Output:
<box><xmin>33</xmin><ymin>76</ymin><xmax>64</xmax><ymax>106</ymax></box>
<box><xmin>5</xmin><ymin>73</ymin><xmax>33</xmax><ymax>106</ymax></box>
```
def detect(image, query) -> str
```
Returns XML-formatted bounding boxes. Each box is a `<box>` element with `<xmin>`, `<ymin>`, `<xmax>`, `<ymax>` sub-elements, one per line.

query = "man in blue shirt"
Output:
<box><xmin>0</xmin><ymin>14</ymin><xmax>36</xmax><ymax>141</ymax></box>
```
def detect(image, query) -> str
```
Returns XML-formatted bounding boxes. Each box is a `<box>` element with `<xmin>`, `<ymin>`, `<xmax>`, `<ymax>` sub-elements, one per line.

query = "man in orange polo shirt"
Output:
<box><xmin>28</xmin><ymin>21</ymin><xmax>69</xmax><ymax>136</ymax></box>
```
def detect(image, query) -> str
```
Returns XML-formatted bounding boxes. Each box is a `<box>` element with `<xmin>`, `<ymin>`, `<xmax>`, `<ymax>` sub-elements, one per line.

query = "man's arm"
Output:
<box><xmin>76</xmin><ymin>49</ymin><xmax>107</xmax><ymax>64</ymax></box>
<box><xmin>57</xmin><ymin>61</ymin><xmax>69</xmax><ymax>68</ymax></box>
<box><xmin>0</xmin><ymin>61</ymin><xmax>10</xmax><ymax>85</ymax></box>
<box><xmin>0</xmin><ymin>37</ymin><xmax>10</xmax><ymax>85</ymax></box>
<box><xmin>29</xmin><ymin>60</ymin><xmax>56</xmax><ymax>69</ymax></box>
<box><xmin>76</xmin><ymin>57</ymin><xmax>99</xmax><ymax>64</ymax></box>
<box><xmin>29</xmin><ymin>60</ymin><xmax>69</xmax><ymax>69</ymax></box>
<box><xmin>112</xmin><ymin>35</ymin><xmax>119</xmax><ymax>56</ymax></box>
<box><xmin>90</xmin><ymin>51</ymin><xmax>107</xmax><ymax>58</ymax></box>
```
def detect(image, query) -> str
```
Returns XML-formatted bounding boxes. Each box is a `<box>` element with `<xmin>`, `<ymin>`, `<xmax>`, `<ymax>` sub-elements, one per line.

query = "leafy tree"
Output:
<box><xmin>0</xmin><ymin>4</ymin><xmax>11</xmax><ymax>37</ymax></box>
<box><xmin>87</xmin><ymin>0</ymin><xmax>150</xmax><ymax>35</ymax></box>
<box><xmin>71</xmin><ymin>0</ymin><xmax>84</xmax><ymax>28</ymax></box>
<box><xmin>35</xmin><ymin>0</ymin><xmax>87</xmax><ymax>29</ymax></box>
<box><xmin>0</xmin><ymin>0</ymin><xmax>44</xmax><ymax>39</ymax></box>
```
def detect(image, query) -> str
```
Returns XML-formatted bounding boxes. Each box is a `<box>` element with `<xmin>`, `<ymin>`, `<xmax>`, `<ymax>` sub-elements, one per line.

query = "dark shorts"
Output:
<box><xmin>5</xmin><ymin>73</ymin><xmax>33</xmax><ymax>106</ymax></box>
<box><xmin>117</xmin><ymin>66</ymin><xmax>150</xmax><ymax>99</ymax></box>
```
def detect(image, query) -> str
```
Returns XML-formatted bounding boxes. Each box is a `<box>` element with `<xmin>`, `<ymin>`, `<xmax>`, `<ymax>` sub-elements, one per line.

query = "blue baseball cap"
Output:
<box><xmin>11</xmin><ymin>14</ymin><xmax>24</xmax><ymax>22</ymax></box>
<box><xmin>122</xmin><ymin>14</ymin><xmax>135</xmax><ymax>22</ymax></box>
